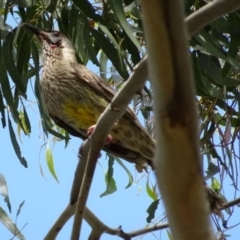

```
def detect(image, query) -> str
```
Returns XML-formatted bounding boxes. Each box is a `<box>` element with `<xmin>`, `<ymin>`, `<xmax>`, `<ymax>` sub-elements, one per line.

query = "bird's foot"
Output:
<box><xmin>87</xmin><ymin>125</ymin><xmax>113</xmax><ymax>145</ymax></box>
<box><xmin>77</xmin><ymin>124</ymin><xmax>112</xmax><ymax>159</ymax></box>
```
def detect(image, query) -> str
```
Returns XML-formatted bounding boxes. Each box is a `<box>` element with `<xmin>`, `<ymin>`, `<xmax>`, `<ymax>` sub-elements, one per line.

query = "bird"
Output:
<box><xmin>23</xmin><ymin>24</ymin><xmax>228</xmax><ymax>220</ymax></box>
<box><xmin>23</xmin><ymin>23</ymin><xmax>155</xmax><ymax>171</ymax></box>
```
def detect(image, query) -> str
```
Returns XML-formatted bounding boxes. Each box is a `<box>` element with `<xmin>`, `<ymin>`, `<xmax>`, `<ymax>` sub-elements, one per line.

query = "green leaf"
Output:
<box><xmin>18</xmin><ymin>109</ymin><xmax>30</xmax><ymax>137</ymax></box>
<box><xmin>12</xmin><ymin>0</ymin><xmax>36</xmax><ymax>8</ymax></box>
<box><xmin>221</xmin><ymin>35</ymin><xmax>239</xmax><ymax>78</ymax></box>
<box><xmin>0</xmin><ymin>173</ymin><xmax>11</xmax><ymax>213</ymax></box>
<box><xmin>141</xmin><ymin>106</ymin><xmax>152</xmax><ymax>120</ymax></box>
<box><xmin>99</xmin><ymin>51</ymin><xmax>108</xmax><ymax>79</ymax></box>
<box><xmin>83</xmin><ymin>17</ymin><xmax>99</xmax><ymax>66</ymax></box>
<box><xmin>194</xmin><ymin>30</ymin><xmax>240</xmax><ymax>68</ymax></box>
<box><xmin>205</xmin><ymin>162</ymin><xmax>220</xmax><ymax>180</ymax></box>
<box><xmin>191</xmin><ymin>52</ymin><xmax>210</xmax><ymax>96</ymax></box>
<box><xmin>75</xmin><ymin>13</ymin><xmax>88</xmax><ymax>64</ymax></box>
<box><xmin>100</xmin><ymin>155</ymin><xmax>117</xmax><ymax>197</ymax></box>
<box><xmin>210</xmin><ymin>17</ymin><xmax>233</xmax><ymax>33</ymax></box>
<box><xmin>121</xmin><ymin>30</ymin><xmax>141</xmax><ymax>65</ymax></box>
<box><xmin>73</xmin><ymin>0</ymin><xmax>108</xmax><ymax>25</ymax></box>
<box><xmin>31</xmin><ymin>41</ymin><xmax>40</xmax><ymax>82</ymax></box>
<box><xmin>146</xmin><ymin>179</ymin><xmax>158</xmax><ymax>201</ymax></box>
<box><xmin>16</xmin><ymin>200</ymin><xmax>25</xmax><ymax>217</ymax></box>
<box><xmin>99</xmin><ymin>24</ymin><xmax>119</xmax><ymax>50</ymax></box>
<box><xmin>90</xmin><ymin>28</ymin><xmax>129</xmax><ymax>79</ymax></box>
<box><xmin>8</xmin><ymin>115</ymin><xmax>28</xmax><ymax>168</ymax></box>
<box><xmin>0</xmin><ymin>31</ymin><xmax>24</xmax><ymax>131</ymax></box>
<box><xmin>0</xmin><ymin>207</ymin><xmax>25</xmax><ymax>240</ymax></box>
<box><xmin>198</xmin><ymin>53</ymin><xmax>240</xmax><ymax>87</ymax></box>
<box><xmin>46</xmin><ymin>147</ymin><xmax>59</xmax><ymax>182</ymax></box>
<box><xmin>108</xmin><ymin>0</ymin><xmax>141</xmax><ymax>50</ymax></box>
<box><xmin>22</xmin><ymin>106</ymin><xmax>31</xmax><ymax>134</ymax></box>
<box><xmin>146</xmin><ymin>199</ymin><xmax>159</xmax><ymax>223</ymax></box>
<box><xmin>46</xmin><ymin>0</ymin><xmax>56</xmax><ymax>13</ymax></box>
<box><xmin>3</xmin><ymin>31</ymin><xmax>26</xmax><ymax>94</ymax></box>
<box><xmin>16</xmin><ymin>28</ymin><xmax>30</xmax><ymax>78</ymax></box>
<box><xmin>115</xmin><ymin>156</ymin><xmax>133</xmax><ymax>189</ymax></box>
<box><xmin>211</xmin><ymin>177</ymin><xmax>221</xmax><ymax>192</ymax></box>
<box><xmin>0</xmin><ymin>87</ymin><xmax>6</xmax><ymax>128</ymax></box>
<box><xmin>3</xmin><ymin>0</ymin><xmax>11</xmax><ymax>24</ymax></box>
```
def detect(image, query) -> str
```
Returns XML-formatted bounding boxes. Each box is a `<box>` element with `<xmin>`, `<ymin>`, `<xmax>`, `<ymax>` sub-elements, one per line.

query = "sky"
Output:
<box><xmin>0</xmin><ymin>107</ymin><xmax>162</xmax><ymax>240</ymax></box>
<box><xmin>0</xmin><ymin>7</ymin><xmax>240</xmax><ymax>240</ymax></box>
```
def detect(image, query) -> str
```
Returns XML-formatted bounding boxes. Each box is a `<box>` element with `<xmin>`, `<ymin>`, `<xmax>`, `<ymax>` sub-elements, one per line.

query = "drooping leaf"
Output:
<box><xmin>0</xmin><ymin>31</ymin><xmax>24</xmax><ymax>131</ymax></box>
<box><xmin>211</xmin><ymin>177</ymin><xmax>221</xmax><ymax>192</ymax></box>
<box><xmin>194</xmin><ymin>30</ymin><xmax>240</xmax><ymax>68</ymax></box>
<box><xmin>205</xmin><ymin>162</ymin><xmax>220</xmax><ymax>180</ymax></box>
<box><xmin>8</xmin><ymin>115</ymin><xmax>28</xmax><ymax>168</ymax></box>
<box><xmin>73</xmin><ymin>0</ymin><xmax>108</xmax><ymax>25</ymax></box>
<box><xmin>146</xmin><ymin>179</ymin><xmax>158</xmax><ymax>201</ymax></box>
<box><xmin>0</xmin><ymin>87</ymin><xmax>6</xmax><ymax>128</ymax></box>
<box><xmin>3</xmin><ymin>32</ymin><xmax>26</xmax><ymax>95</ymax></box>
<box><xmin>0</xmin><ymin>173</ymin><xmax>11</xmax><ymax>213</ymax></box>
<box><xmin>0</xmin><ymin>207</ymin><xmax>25</xmax><ymax>240</ymax></box>
<box><xmin>16</xmin><ymin>28</ymin><xmax>31</xmax><ymax>80</ymax></box>
<box><xmin>83</xmin><ymin>18</ymin><xmax>99</xmax><ymax>66</ymax></box>
<box><xmin>16</xmin><ymin>200</ymin><xmax>25</xmax><ymax>217</ymax></box>
<box><xmin>221</xmin><ymin>35</ymin><xmax>240</xmax><ymax>78</ymax></box>
<box><xmin>90</xmin><ymin>28</ymin><xmax>129</xmax><ymax>79</ymax></box>
<box><xmin>146</xmin><ymin>199</ymin><xmax>159</xmax><ymax>223</ymax></box>
<box><xmin>46</xmin><ymin>147</ymin><xmax>59</xmax><ymax>182</ymax></box>
<box><xmin>115</xmin><ymin>156</ymin><xmax>133</xmax><ymax>189</ymax></box>
<box><xmin>12</xmin><ymin>0</ymin><xmax>37</xmax><ymax>8</ymax></box>
<box><xmin>100</xmin><ymin>155</ymin><xmax>117</xmax><ymax>197</ymax></box>
<box><xmin>108</xmin><ymin>0</ymin><xmax>141</xmax><ymax>50</ymax></box>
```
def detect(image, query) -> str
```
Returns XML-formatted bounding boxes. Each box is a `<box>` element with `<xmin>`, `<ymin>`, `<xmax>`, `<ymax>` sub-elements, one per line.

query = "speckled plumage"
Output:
<box><xmin>24</xmin><ymin>23</ymin><xmax>155</xmax><ymax>170</ymax></box>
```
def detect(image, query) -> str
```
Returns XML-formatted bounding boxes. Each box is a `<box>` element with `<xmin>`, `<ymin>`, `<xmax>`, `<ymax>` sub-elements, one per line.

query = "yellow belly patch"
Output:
<box><xmin>62</xmin><ymin>100</ymin><xmax>101</xmax><ymax>130</ymax></box>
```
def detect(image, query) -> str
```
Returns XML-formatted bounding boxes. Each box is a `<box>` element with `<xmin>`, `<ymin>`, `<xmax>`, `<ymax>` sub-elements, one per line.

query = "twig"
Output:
<box><xmin>70</xmin><ymin>153</ymin><xmax>89</xmax><ymax>205</ymax></box>
<box><xmin>221</xmin><ymin>197</ymin><xmax>240</xmax><ymax>209</ymax></box>
<box><xmin>44</xmin><ymin>192</ymin><xmax>240</xmax><ymax>239</ymax></box>
<box><xmin>44</xmin><ymin>205</ymin><xmax>75</xmax><ymax>240</ymax></box>
<box><xmin>70</xmin><ymin>141</ymin><xmax>100</xmax><ymax>240</ymax></box>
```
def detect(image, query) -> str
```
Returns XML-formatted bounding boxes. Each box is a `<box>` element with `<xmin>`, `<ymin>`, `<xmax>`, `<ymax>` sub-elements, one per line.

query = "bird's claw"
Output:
<box><xmin>87</xmin><ymin>125</ymin><xmax>113</xmax><ymax>145</ymax></box>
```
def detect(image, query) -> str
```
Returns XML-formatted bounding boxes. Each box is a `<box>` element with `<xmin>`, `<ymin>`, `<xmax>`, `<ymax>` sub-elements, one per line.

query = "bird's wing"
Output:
<box><xmin>71</xmin><ymin>63</ymin><xmax>139</xmax><ymax>122</ymax></box>
<box><xmin>50</xmin><ymin>114</ymin><xmax>152</xmax><ymax>167</ymax></box>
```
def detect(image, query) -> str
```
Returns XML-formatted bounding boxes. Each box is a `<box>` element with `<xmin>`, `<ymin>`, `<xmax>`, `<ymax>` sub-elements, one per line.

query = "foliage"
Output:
<box><xmin>0</xmin><ymin>0</ymin><xmax>240</xmax><ymax>239</ymax></box>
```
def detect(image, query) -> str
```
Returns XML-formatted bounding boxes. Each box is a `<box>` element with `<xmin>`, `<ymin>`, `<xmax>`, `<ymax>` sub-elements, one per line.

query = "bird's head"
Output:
<box><xmin>24</xmin><ymin>23</ymin><xmax>77</xmax><ymax>63</ymax></box>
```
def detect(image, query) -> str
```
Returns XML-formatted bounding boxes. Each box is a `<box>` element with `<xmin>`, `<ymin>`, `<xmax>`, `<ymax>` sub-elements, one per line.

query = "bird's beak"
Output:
<box><xmin>23</xmin><ymin>23</ymin><xmax>50</xmax><ymax>41</ymax></box>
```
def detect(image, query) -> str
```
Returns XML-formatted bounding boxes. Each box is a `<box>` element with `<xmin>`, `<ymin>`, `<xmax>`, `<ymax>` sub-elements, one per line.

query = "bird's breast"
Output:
<box><xmin>40</xmin><ymin>67</ymin><xmax>108</xmax><ymax>130</ymax></box>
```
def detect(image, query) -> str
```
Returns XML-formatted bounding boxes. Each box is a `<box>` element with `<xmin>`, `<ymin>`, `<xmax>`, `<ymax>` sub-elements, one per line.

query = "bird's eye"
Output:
<box><xmin>48</xmin><ymin>32</ymin><xmax>61</xmax><ymax>45</ymax></box>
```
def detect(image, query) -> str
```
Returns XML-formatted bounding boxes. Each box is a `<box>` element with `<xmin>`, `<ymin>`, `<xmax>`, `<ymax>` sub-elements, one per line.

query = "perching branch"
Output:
<box><xmin>70</xmin><ymin>56</ymin><xmax>149</xmax><ymax>240</ymax></box>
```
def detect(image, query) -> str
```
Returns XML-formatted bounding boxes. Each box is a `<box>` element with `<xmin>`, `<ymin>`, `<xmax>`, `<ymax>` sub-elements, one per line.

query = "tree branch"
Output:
<box><xmin>44</xmin><ymin>193</ymin><xmax>240</xmax><ymax>239</ymax></box>
<box><xmin>70</xmin><ymin>56</ymin><xmax>149</xmax><ymax>240</ymax></box>
<box><xmin>141</xmin><ymin>0</ymin><xmax>215</xmax><ymax>240</ymax></box>
<box><xmin>186</xmin><ymin>0</ymin><xmax>240</xmax><ymax>36</ymax></box>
